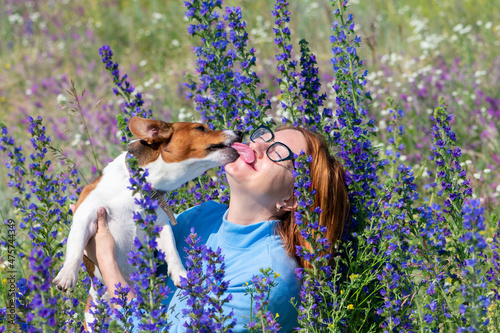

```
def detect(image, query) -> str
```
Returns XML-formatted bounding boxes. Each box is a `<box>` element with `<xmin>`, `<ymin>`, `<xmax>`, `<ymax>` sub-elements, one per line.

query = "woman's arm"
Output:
<box><xmin>84</xmin><ymin>207</ymin><xmax>136</xmax><ymax>307</ymax></box>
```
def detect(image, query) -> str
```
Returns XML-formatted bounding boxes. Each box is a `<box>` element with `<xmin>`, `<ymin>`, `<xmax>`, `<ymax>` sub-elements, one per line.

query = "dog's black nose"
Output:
<box><xmin>234</xmin><ymin>131</ymin><xmax>244</xmax><ymax>142</ymax></box>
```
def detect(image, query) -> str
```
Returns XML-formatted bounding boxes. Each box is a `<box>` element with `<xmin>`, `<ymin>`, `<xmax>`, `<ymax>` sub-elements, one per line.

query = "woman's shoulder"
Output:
<box><xmin>174</xmin><ymin>200</ymin><xmax>227</xmax><ymax>236</ymax></box>
<box><xmin>177</xmin><ymin>200</ymin><xmax>227</xmax><ymax>220</ymax></box>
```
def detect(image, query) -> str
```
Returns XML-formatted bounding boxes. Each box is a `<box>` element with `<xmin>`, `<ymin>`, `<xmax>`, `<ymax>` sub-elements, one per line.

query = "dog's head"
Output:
<box><xmin>127</xmin><ymin>116</ymin><xmax>243</xmax><ymax>190</ymax></box>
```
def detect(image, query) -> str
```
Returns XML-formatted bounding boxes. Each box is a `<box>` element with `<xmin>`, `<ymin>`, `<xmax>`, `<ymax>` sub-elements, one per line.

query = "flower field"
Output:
<box><xmin>0</xmin><ymin>0</ymin><xmax>499</xmax><ymax>332</ymax></box>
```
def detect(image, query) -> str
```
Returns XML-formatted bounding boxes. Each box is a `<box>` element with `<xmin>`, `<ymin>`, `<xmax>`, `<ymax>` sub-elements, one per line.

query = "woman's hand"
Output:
<box><xmin>70</xmin><ymin>205</ymin><xmax>135</xmax><ymax>307</ymax></box>
<box><xmin>84</xmin><ymin>207</ymin><xmax>116</xmax><ymax>266</ymax></box>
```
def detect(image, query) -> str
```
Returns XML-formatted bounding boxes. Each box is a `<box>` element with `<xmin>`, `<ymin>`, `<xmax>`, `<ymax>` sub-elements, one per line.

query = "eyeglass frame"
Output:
<box><xmin>249</xmin><ymin>124</ymin><xmax>295</xmax><ymax>163</ymax></box>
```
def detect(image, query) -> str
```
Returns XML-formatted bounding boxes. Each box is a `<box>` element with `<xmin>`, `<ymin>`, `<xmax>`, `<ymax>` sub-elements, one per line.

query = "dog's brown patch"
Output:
<box><xmin>159</xmin><ymin>122</ymin><xmax>230</xmax><ymax>163</ymax></box>
<box><xmin>83</xmin><ymin>255</ymin><xmax>95</xmax><ymax>278</ymax></box>
<box><xmin>74</xmin><ymin>175</ymin><xmax>102</xmax><ymax>280</ymax></box>
<box><xmin>74</xmin><ymin>175</ymin><xmax>103</xmax><ymax>212</ymax></box>
<box><xmin>128</xmin><ymin>140</ymin><xmax>161</xmax><ymax>166</ymax></box>
<box><xmin>127</xmin><ymin>119</ymin><xmax>233</xmax><ymax>166</ymax></box>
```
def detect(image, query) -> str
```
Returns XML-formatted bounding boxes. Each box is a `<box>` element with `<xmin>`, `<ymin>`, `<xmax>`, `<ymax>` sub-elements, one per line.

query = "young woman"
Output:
<box><xmin>85</xmin><ymin>125</ymin><xmax>349</xmax><ymax>331</ymax></box>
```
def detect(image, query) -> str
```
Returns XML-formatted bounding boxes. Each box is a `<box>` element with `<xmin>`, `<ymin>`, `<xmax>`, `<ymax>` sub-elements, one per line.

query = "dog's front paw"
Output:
<box><xmin>169</xmin><ymin>265</ymin><xmax>187</xmax><ymax>288</ymax></box>
<box><xmin>52</xmin><ymin>267</ymin><xmax>79</xmax><ymax>292</ymax></box>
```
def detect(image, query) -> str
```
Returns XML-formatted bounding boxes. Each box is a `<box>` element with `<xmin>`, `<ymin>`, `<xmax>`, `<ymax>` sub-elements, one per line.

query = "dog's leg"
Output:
<box><xmin>157</xmin><ymin>224</ymin><xmax>187</xmax><ymax>288</ymax></box>
<box><xmin>84</xmin><ymin>293</ymin><xmax>93</xmax><ymax>333</ymax></box>
<box><xmin>53</xmin><ymin>207</ymin><xmax>100</xmax><ymax>292</ymax></box>
<box><xmin>84</xmin><ymin>282</ymin><xmax>102</xmax><ymax>332</ymax></box>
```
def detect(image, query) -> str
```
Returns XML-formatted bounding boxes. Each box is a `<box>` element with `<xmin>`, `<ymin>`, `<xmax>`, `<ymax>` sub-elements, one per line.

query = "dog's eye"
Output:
<box><xmin>195</xmin><ymin>126</ymin><xmax>208</xmax><ymax>132</ymax></box>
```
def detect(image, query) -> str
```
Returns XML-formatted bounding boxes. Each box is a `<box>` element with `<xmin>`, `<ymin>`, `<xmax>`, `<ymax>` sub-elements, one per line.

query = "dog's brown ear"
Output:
<box><xmin>129</xmin><ymin>116</ymin><xmax>174</xmax><ymax>145</ymax></box>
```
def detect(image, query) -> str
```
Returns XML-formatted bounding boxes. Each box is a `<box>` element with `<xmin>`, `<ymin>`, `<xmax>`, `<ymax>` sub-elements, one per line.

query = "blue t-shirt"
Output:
<box><xmin>165</xmin><ymin>201</ymin><xmax>301</xmax><ymax>332</ymax></box>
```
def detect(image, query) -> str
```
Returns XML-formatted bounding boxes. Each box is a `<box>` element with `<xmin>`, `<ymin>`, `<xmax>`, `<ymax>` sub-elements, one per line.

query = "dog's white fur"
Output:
<box><xmin>53</xmin><ymin>118</ymin><xmax>241</xmax><ymax>329</ymax></box>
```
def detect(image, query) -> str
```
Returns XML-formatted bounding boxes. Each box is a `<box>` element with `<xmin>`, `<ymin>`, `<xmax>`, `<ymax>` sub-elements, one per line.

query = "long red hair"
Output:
<box><xmin>275</xmin><ymin>127</ymin><xmax>349</xmax><ymax>269</ymax></box>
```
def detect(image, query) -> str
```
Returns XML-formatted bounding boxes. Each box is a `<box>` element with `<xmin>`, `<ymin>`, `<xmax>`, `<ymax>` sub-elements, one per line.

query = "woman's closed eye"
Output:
<box><xmin>269</xmin><ymin>150</ymin><xmax>283</xmax><ymax>160</ymax></box>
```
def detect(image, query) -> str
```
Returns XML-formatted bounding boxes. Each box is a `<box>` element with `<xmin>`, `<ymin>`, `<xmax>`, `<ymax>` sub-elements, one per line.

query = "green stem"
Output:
<box><xmin>337</xmin><ymin>0</ymin><xmax>359</xmax><ymax>111</ymax></box>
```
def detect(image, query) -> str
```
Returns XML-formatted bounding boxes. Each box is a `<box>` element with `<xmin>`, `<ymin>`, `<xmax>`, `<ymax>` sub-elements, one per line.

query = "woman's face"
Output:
<box><xmin>226</xmin><ymin>129</ymin><xmax>308</xmax><ymax>206</ymax></box>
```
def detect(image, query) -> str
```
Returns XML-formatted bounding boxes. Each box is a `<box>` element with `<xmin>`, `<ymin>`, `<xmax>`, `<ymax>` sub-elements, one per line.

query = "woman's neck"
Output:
<box><xmin>226</xmin><ymin>193</ymin><xmax>276</xmax><ymax>226</ymax></box>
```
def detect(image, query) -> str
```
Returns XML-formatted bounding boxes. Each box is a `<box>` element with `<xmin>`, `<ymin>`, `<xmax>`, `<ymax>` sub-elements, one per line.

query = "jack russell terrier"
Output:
<box><xmin>53</xmin><ymin>116</ymin><xmax>245</xmax><ymax>324</ymax></box>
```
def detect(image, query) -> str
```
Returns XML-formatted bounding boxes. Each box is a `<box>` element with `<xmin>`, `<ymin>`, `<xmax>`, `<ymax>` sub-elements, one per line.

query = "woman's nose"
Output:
<box><xmin>250</xmin><ymin>141</ymin><xmax>268</xmax><ymax>158</ymax></box>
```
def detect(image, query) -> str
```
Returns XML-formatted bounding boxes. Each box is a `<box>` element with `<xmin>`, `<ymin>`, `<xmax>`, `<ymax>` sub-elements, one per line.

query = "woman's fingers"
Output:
<box><xmin>93</xmin><ymin>207</ymin><xmax>116</xmax><ymax>265</ymax></box>
<box><xmin>96</xmin><ymin>207</ymin><xmax>107</xmax><ymax>232</ymax></box>
<box><xmin>84</xmin><ymin>207</ymin><xmax>115</xmax><ymax>265</ymax></box>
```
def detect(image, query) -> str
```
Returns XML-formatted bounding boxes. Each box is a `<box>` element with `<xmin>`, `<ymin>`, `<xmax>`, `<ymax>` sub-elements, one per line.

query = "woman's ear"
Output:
<box><xmin>279</xmin><ymin>195</ymin><xmax>298</xmax><ymax>212</ymax></box>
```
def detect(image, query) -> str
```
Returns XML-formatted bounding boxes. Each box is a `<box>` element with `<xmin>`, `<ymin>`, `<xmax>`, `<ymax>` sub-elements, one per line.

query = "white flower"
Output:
<box><xmin>139</xmin><ymin>60</ymin><xmax>148</xmax><ymax>67</ymax></box>
<box><xmin>378</xmin><ymin>120</ymin><xmax>387</xmax><ymax>130</ymax></box>
<box><xmin>366</xmin><ymin>72</ymin><xmax>377</xmax><ymax>80</ymax></box>
<box><xmin>473</xmin><ymin>173</ymin><xmax>481</xmax><ymax>179</ymax></box>
<box><xmin>171</xmin><ymin>39</ymin><xmax>180</xmax><ymax>47</ymax></box>
<box><xmin>458</xmin><ymin>25</ymin><xmax>472</xmax><ymax>35</ymax></box>
<box><xmin>475</xmin><ymin>70</ymin><xmax>486</xmax><ymax>77</ymax></box>
<box><xmin>56</xmin><ymin>93</ymin><xmax>67</xmax><ymax>104</ymax></box>
<box><xmin>496</xmin><ymin>184</ymin><xmax>500</xmax><ymax>192</ymax></box>
<box><xmin>152</xmin><ymin>12</ymin><xmax>164</xmax><ymax>24</ymax></box>
<box><xmin>398</xmin><ymin>5</ymin><xmax>410</xmax><ymax>15</ymax></box>
<box><xmin>71</xmin><ymin>134</ymin><xmax>82</xmax><ymax>146</ymax></box>
<box><xmin>144</xmin><ymin>78</ymin><xmax>155</xmax><ymax>88</ymax></box>
<box><xmin>29</xmin><ymin>12</ymin><xmax>41</xmax><ymax>22</ymax></box>
<box><xmin>262</xmin><ymin>115</ymin><xmax>274</xmax><ymax>123</ymax></box>
<box><xmin>410</xmin><ymin>17</ymin><xmax>429</xmax><ymax>34</ymax></box>
<box><xmin>484</xmin><ymin>169</ymin><xmax>491</xmax><ymax>174</ymax></box>
<box><xmin>485</xmin><ymin>22</ymin><xmax>493</xmax><ymax>29</ymax></box>
<box><xmin>453</xmin><ymin>24</ymin><xmax>464</xmax><ymax>32</ymax></box>
<box><xmin>8</xmin><ymin>13</ymin><xmax>24</xmax><ymax>25</ymax></box>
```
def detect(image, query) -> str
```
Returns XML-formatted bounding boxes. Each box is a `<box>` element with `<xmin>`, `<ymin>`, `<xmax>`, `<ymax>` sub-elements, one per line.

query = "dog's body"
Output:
<box><xmin>53</xmin><ymin>117</ymin><xmax>242</xmax><ymax>327</ymax></box>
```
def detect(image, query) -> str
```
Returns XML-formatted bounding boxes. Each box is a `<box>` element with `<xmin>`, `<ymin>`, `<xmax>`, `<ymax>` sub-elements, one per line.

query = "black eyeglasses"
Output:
<box><xmin>250</xmin><ymin>125</ymin><xmax>295</xmax><ymax>163</ymax></box>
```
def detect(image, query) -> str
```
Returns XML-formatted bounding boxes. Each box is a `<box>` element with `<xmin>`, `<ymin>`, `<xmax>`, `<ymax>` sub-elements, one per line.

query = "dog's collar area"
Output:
<box><xmin>151</xmin><ymin>189</ymin><xmax>178</xmax><ymax>226</ymax></box>
<box><xmin>124</xmin><ymin>161</ymin><xmax>178</xmax><ymax>226</ymax></box>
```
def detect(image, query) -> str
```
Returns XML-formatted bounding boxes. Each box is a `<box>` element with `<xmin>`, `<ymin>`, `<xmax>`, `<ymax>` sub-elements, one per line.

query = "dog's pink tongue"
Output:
<box><xmin>231</xmin><ymin>142</ymin><xmax>255</xmax><ymax>164</ymax></box>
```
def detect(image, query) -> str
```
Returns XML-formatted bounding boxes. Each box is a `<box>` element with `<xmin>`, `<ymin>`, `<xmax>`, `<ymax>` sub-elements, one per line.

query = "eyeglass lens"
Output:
<box><xmin>251</xmin><ymin>126</ymin><xmax>273</xmax><ymax>142</ymax></box>
<box><xmin>267</xmin><ymin>143</ymin><xmax>292</xmax><ymax>162</ymax></box>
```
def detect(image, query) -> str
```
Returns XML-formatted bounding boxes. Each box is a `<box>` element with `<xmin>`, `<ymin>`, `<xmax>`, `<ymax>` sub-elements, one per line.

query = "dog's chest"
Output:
<box><xmin>88</xmin><ymin>154</ymin><xmax>172</xmax><ymax>276</ymax></box>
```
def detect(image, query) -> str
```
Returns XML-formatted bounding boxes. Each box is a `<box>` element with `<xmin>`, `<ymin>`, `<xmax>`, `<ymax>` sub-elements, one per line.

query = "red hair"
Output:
<box><xmin>275</xmin><ymin>127</ymin><xmax>349</xmax><ymax>268</ymax></box>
